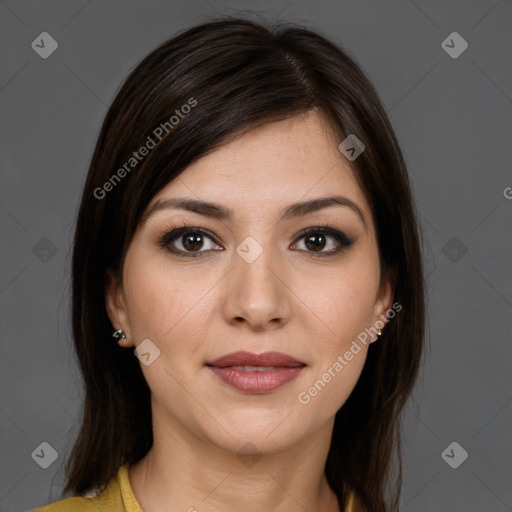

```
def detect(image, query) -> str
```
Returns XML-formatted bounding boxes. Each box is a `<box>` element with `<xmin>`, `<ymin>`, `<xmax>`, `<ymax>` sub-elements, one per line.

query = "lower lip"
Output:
<box><xmin>208</xmin><ymin>366</ymin><xmax>305</xmax><ymax>393</ymax></box>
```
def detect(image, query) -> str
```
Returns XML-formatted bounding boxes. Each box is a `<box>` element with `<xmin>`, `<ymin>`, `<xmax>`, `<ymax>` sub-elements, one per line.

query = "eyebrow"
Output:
<box><xmin>142</xmin><ymin>195</ymin><xmax>367</xmax><ymax>230</ymax></box>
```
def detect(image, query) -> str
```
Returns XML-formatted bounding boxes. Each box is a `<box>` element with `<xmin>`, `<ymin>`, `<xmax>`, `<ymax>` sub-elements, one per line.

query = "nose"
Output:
<box><xmin>222</xmin><ymin>237</ymin><xmax>291</xmax><ymax>332</ymax></box>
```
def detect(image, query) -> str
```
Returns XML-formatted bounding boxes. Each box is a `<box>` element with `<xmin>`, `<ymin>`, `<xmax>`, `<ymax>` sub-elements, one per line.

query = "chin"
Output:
<box><xmin>197</xmin><ymin>409</ymin><xmax>313</xmax><ymax>456</ymax></box>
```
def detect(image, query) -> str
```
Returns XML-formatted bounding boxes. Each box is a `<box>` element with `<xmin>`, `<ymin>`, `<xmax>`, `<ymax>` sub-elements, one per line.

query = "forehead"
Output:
<box><xmin>148</xmin><ymin>112</ymin><xmax>372</xmax><ymax>225</ymax></box>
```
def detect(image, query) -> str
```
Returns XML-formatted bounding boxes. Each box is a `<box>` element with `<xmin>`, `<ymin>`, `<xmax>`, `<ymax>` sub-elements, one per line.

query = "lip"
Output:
<box><xmin>206</xmin><ymin>351</ymin><xmax>306</xmax><ymax>394</ymax></box>
<box><xmin>206</xmin><ymin>351</ymin><xmax>305</xmax><ymax>368</ymax></box>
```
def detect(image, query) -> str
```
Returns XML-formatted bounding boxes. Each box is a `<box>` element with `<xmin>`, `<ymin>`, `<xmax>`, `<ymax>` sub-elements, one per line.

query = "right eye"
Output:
<box><xmin>158</xmin><ymin>227</ymin><xmax>223</xmax><ymax>258</ymax></box>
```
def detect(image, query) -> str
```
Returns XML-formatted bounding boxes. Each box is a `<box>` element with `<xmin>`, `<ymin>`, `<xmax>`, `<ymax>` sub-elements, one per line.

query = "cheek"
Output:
<box><xmin>122</xmin><ymin>251</ymin><xmax>216</xmax><ymax>350</ymax></box>
<box><xmin>297</xmin><ymin>279</ymin><xmax>373</xmax><ymax>413</ymax></box>
<box><xmin>306</xmin><ymin>265</ymin><xmax>380</xmax><ymax>354</ymax></box>
<box><xmin>297</xmin><ymin>357</ymin><xmax>367</xmax><ymax>419</ymax></box>
<box><xmin>296</xmin><ymin>261</ymin><xmax>379</xmax><ymax>409</ymax></box>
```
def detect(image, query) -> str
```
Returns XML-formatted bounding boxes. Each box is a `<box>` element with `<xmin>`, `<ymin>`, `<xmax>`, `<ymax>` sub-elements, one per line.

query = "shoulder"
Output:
<box><xmin>31</xmin><ymin>463</ymin><xmax>140</xmax><ymax>512</ymax></box>
<box><xmin>31</xmin><ymin>495</ymin><xmax>102</xmax><ymax>511</ymax></box>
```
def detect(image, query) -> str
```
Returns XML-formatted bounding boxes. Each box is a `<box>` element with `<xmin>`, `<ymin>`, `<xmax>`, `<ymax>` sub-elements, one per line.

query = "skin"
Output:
<box><xmin>105</xmin><ymin>109</ymin><xmax>394</xmax><ymax>512</ymax></box>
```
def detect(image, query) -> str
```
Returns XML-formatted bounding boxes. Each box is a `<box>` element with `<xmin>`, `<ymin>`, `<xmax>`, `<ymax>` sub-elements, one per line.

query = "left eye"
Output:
<box><xmin>291</xmin><ymin>227</ymin><xmax>355</xmax><ymax>256</ymax></box>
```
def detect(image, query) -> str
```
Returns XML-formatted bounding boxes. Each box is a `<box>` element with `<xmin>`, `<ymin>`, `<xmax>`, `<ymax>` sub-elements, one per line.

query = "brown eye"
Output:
<box><xmin>158</xmin><ymin>225</ymin><xmax>354</xmax><ymax>259</ymax></box>
<box><xmin>182</xmin><ymin>233</ymin><xmax>204</xmax><ymax>251</ymax></box>
<box><xmin>158</xmin><ymin>228</ymin><xmax>222</xmax><ymax>257</ymax></box>
<box><xmin>304</xmin><ymin>233</ymin><xmax>327</xmax><ymax>252</ymax></box>
<box><xmin>292</xmin><ymin>227</ymin><xmax>355</xmax><ymax>257</ymax></box>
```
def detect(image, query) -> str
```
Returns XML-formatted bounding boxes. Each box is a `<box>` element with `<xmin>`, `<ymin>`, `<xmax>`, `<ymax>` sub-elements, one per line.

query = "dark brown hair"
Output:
<box><xmin>64</xmin><ymin>16</ymin><xmax>425</xmax><ymax>512</ymax></box>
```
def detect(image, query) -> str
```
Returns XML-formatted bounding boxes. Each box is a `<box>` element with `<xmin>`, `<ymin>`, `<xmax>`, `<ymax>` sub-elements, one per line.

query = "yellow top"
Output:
<box><xmin>32</xmin><ymin>463</ymin><xmax>362</xmax><ymax>511</ymax></box>
<box><xmin>32</xmin><ymin>464</ymin><xmax>142</xmax><ymax>512</ymax></box>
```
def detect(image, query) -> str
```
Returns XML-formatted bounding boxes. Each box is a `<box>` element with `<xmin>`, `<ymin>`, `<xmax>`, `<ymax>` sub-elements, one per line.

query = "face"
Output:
<box><xmin>106</xmin><ymin>110</ymin><xmax>393</xmax><ymax>456</ymax></box>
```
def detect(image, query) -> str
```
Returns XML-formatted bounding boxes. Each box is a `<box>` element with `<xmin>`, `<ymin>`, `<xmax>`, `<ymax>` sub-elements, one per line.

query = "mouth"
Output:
<box><xmin>205</xmin><ymin>351</ymin><xmax>306</xmax><ymax>394</ymax></box>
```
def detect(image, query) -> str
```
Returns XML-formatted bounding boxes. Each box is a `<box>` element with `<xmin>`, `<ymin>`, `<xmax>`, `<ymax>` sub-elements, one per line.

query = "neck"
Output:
<box><xmin>129</xmin><ymin>408</ymin><xmax>340</xmax><ymax>512</ymax></box>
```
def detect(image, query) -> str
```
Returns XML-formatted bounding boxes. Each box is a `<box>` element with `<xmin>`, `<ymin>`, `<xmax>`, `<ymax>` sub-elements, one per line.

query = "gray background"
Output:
<box><xmin>0</xmin><ymin>1</ymin><xmax>510</xmax><ymax>511</ymax></box>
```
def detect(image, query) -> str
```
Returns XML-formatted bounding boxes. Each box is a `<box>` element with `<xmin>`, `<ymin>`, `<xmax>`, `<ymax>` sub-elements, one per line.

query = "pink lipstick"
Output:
<box><xmin>206</xmin><ymin>351</ymin><xmax>306</xmax><ymax>393</ymax></box>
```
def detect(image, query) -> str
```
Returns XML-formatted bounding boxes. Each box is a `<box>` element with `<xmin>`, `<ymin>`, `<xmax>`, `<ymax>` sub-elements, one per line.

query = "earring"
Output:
<box><xmin>377</xmin><ymin>329</ymin><xmax>382</xmax><ymax>336</ymax></box>
<box><xmin>112</xmin><ymin>329</ymin><xmax>127</xmax><ymax>344</ymax></box>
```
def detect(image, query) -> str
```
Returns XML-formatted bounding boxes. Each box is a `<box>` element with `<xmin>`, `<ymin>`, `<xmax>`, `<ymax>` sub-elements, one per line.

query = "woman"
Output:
<box><xmin>33</xmin><ymin>16</ymin><xmax>425</xmax><ymax>512</ymax></box>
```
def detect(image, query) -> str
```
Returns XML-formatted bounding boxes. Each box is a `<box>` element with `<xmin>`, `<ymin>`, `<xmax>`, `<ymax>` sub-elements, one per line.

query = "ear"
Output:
<box><xmin>370</xmin><ymin>266</ymin><xmax>397</xmax><ymax>342</ymax></box>
<box><xmin>105</xmin><ymin>269</ymin><xmax>133</xmax><ymax>347</ymax></box>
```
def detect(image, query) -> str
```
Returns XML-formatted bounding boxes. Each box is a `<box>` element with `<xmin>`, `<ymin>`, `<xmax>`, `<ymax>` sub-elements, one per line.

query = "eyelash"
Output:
<box><xmin>157</xmin><ymin>223</ymin><xmax>355</xmax><ymax>259</ymax></box>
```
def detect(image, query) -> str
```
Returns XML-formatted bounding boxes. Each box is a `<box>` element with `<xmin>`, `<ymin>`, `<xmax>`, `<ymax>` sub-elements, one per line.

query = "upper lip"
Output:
<box><xmin>206</xmin><ymin>351</ymin><xmax>306</xmax><ymax>368</ymax></box>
